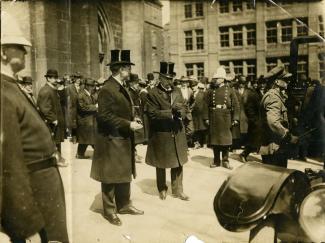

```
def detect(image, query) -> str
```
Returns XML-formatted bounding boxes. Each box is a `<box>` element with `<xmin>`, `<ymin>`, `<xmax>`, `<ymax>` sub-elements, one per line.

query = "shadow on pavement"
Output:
<box><xmin>191</xmin><ymin>155</ymin><xmax>212</xmax><ymax>167</ymax></box>
<box><xmin>136</xmin><ymin>179</ymin><xmax>172</xmax><ymax>196</ymax></box>
<box><xmin>89</xmin><ymin>193</ymin><xmax>103</xmax><ymax>214</ymax></box>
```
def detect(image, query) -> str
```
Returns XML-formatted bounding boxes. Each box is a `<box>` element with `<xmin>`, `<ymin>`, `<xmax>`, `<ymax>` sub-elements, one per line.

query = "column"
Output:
<box><xmin>277</xmin><ymin>21</ymin><xmax>282</xmax><ymax>43</ymax></box>
<box><xmin>292</xmin><ymin>19</ymin><xmax>297</xmax><ymax>38</ymax></box>
<box><xmin>243</xmin><ymin>25</ymin><xmax>247</xmax><ymax>47</ymax></box>
<box><xmin>229</xmin><ymin>27</ymin><xmax>234</xmax><ymax>47</ymax></box>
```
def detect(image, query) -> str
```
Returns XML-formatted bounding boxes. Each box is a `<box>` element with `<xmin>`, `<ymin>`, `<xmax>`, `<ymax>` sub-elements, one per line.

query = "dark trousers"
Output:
<box><xmin>56</xmin><ymin>143</ymin><xmax>61</xmax><ymax>153</ymax></box>
<box><xmin>262</xmin><ymin>153</ymin><xmax>288</xmax><ymax>168</ymax></box>
<box><xmin>212</xmin><ymin>145</ymin><xmax>229</xmax><ymax>164</ymax></box>
<box><xmin>193</xmin><ymin>130</ymin><xmax>207</xmax><ymax>146</ymax></box>
<box><xmin>101</xmin><ymin>183</ymin><xmax>131</xmax><ymax>215</ymax></box>
<box><xmin>77</xmin><ymin>144</ymin><xmax>94</xmax><ymax>156</ymax></box>
<box><xmin>242</xmin><ymin>144</ymin><xmax>257</xmax><ymax>158</ymax></box>
<box><xmin>156</xmin><ymin>166</ymin><xmax>183</xmax><ymax>194</ymax></box>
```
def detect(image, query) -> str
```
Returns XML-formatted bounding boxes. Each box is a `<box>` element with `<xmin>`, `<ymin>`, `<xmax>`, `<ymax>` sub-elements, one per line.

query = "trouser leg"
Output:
<box><xmin>156</xmin><ymin>168</ymin><xmax>167</xmax><ymax>192</ymax></box>
<box><xmin>56</xmin><ymin>143</ymin><xmax>61</xmax><ymax>153</ymax></box>
<box><xmin>221</xmin><ymin>146</ymin><xmax>229</xmax><ymax>162</ymax></box>
<box><xmin>101</xmin><ymin>183</ymin><xmax>117</xmax><ymax>215</ymax></box>
<box><xmin>77</xmin><ymin>144</ymin><xmax>88</xmax><ymax>156</ymax></box>
<box><xmin>115</xmin><ymin>183</ymin><xmax>131</xmax><ymax>211</ymax></box>
<box><xmin>242</xmin><ymin>145</ymin><xmax>255</xmax><ymax>158</ymax></box>
<box><xmin>171</xmin><ymin>166</ymin><xmax>183</xmax><ymax>194</ymax></box>
<box><xmin>212</xmin><ymin>146</ymin><xmax>221</xmax><ymax>165</ymax></box>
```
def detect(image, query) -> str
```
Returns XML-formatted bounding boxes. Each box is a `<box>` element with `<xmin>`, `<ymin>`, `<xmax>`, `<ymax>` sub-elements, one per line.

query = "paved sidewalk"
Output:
<box><xmin>59</xmin><ymin>141</ymin><xmax>323</xmax><ymax>243</ymax></box>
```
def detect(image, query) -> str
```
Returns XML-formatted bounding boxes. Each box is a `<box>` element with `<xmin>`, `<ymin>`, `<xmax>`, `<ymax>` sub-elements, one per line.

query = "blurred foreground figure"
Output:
<box><xmin>0</xmin><ymin>11</ymin><xmax>69</xmax><ymax>243</ymax></box>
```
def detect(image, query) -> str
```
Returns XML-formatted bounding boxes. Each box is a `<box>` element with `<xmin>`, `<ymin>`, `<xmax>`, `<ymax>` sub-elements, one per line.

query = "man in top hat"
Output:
<box><xmin>259</xmin><ymin>65</ymin><xmax>299</xmax><ymax>168</ymax></box>
<box><xmin>145</xmin><ymin>61</ymin><xmax>189</xmax><ymax>201</ymax></box>
<box><xmin>1</xmin><ymin>11</ymin><xmax>69</xmax><ymax>242</ymax></box>
<box><xmin>203</xmin><ymin>66</ymin><xmax>240</xmax><ymax>169</ymax></box>
<box><xmin>66</xmin><ymin>72</ymin><xmax>83</xmax><ymax>143</ymax></box>
<box><xmin>38</xmin><ymin>69</ymin><xmax>68</xmax><ymax>167</ymax></box>
<box><xmin>76</xmin><ymin>78</ymin><xmax>98</xmax><ymax>159</ymax></box>
<box><xmin>91</xmin><ymin>49</ymin><xmax>144</xmax><ymax>226</ymax></box>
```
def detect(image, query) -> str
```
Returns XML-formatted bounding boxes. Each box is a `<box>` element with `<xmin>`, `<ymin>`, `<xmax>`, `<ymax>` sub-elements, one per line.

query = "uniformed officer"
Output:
<box><xmin>204</xmin><ymin>66</ymin><xmax>240</xmax><ymax>169</ymax></box>
<box><xmin>1</xmin><ymin>11</ymin><xmax>69</xmax><ymax>243</ymax></box>
<box><xmin>259</xmin><ymin>65</ymin><xmax>299</xmax><ymax>168</ymax></box>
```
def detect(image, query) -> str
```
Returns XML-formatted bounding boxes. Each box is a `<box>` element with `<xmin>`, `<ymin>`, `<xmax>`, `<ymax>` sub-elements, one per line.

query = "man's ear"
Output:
<box><xmin>1</xmin><ymin>49</ymin><xmax>8</xmax><ymax>61</ymax></box>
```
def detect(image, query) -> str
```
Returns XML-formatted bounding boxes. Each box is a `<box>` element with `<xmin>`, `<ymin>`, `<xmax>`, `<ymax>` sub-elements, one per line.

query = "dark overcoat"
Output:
<box><xmin>259</xmin><ymin>89</ymin><xmax>289</xmax><ymax>155</ymax></box>
<box><xmin>145</xmin><ymin>84</ymin><xmax>188</xmax><ymax>168</ymax></box>
<box><xmin>192</xmin><ymin>90</ymin><xmax>207</xmax><ymax>131</ymax></box>
<box><xmin>90</xmin><ymin>76</ymin><xmax>136</xmax><ymax>184</ymax></box>
<box><xmin>243</xmin><ymin>88</ymin><xmax>263</xmax><ymax>148</ymax></box>
<box><xmin>129</xmin><ymin>87</ymin><xmax>146</xmax><ymax>144</ymax></box>
<box><xmin>37</xmin><ymin>83</ymin><xmax>65</xmax><ymax>144</ymax></box>
<box><xmin>1</xmin><ymin>74</ymin><xmax>68</xmax><ymax>242</ymax></box>
<box><xmin>139</xmin><ymin>89</ymin><xmax>150</xmax><ymax>141</ymax></box>
<box><xmin>235</xmin><ymin>88</ymin><xmax>249</xmax><ymax>134</ymax></box>
<box><xmin>66</xmin><ymin>84</ymin><xmax>79</xmax><ymax>130</ymax></box>
<box><xmin>203</xmin><ymin>85</ymin><xmax>240</xmax><ymax>146</ymax></box>
<box><xmin>77</xmin><ymin>89</ymin><xmax>97</xmax><ymax>145</ymax></box>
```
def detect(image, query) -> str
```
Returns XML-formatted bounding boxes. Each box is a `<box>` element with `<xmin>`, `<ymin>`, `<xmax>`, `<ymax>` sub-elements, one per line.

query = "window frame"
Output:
<box><xmin>184</xmin><ymin>3</ymin><xmax>193</xmax><ymax>19</ymax></box>
<box><xmin>233</xmin><ymin>0</ymin><xmax>243</xmax><ymax>12</ymax></box>
<box><xmin>266</xmin><ymin>21</ymin><xmax>277</xmax><ymax>44</ymax></box>
<box><xmin>233</xmin><ymin>26</ymin><xmax>243</xmax><ymax>46</ymax></box>
<box><xmin>281</xmin><ymin>19</ymin><xmax>293</xmax><ymax>43</ymax></box>
<box><xmin>220</xmin><ymin>27</ymin><xmax>230</xmax><ymax>47</ymax></box>
<box><xmin>219</xmin><ymin>1</ymin><xmax>229</xmax><ymax>13</ymax></box>
<box><xmin>185</xmin><ymin>30</ymin><xmax>193</xmax><ymax>51</ymax></box>
<box><xmin>196</xmin><ymin>29</ymin><xmax>204</xmax><ymax>50</ymax></box>
<box><xmin>246</xmin><ymin>24</ymin><xmax>256</xmax><ymax>46</ymax></box>
<box><xmin>195</xmin><ymin>1</ymin><xmax>204</xmax><ymax>17</ymax></box>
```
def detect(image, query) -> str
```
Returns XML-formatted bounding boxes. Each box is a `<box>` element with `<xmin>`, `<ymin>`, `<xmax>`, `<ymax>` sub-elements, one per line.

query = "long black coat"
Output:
<box><xmin>145</xmin><ymin>84</ymin><xmax>188</xmax><ymax>168</ymax></box>
<box><xmin>1</xmin><ymin>74</ymin><xmax>68</xmax><ymax>242</ymax></box>
<box><xmin>91</xmin><ymin>76</ymin><xmax>136</xmax><ymax>184</ymax></box>
<box><xmin>235</xmin><ymin>88</ymin><xmax>249</xmax><ymax>134</ymax></box>
<box><xmin>204</xmin><ymin>85</ymin><xmax>240</xmax><ymax>146</ymax></box>
<box><xmin>243</xmin><ymin>88</ymin><xmax>263</xmax><ymax>148</ymax></box>
<box><xmin>192</xmin><ymin>90</ymin><xmax>207</xmax><ymax>131</ymax></box>
<box><xmin>139</xmin><ymin>89</ymin><xmax>150</xmax><ymax>142</ymax></box>
<box><xmin>66</xmin><ymin>84</ymin><xmax>79</xmax><ymax>130</ymax></box>
<box><xmin>77</xmin><ymin>89</ymin><xmax>97</xmax><ymax>145</ymax></box>
<box><xmin>37</xmin><ymin>83</ymin><xmax>65</xmax><ymax>144</ymax></box>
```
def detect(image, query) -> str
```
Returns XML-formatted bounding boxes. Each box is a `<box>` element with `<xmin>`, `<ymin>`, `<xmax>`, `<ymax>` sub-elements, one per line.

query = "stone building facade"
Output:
<box><xmin>2</xmin><ymin>0</ymin><xmax>163</xmax><ymax>94</ymax></box>
<box><xmin>167</xmin><ymin>0</ymin><xmax>325</xmax><ymax>81</ymax></box>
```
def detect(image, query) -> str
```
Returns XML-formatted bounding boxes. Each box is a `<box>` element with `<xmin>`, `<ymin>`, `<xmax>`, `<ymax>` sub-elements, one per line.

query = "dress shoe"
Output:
<box><xmin>75</xmin><ymin>154</ymin><xmax>90</xmax><ymax>159</ymax></box>
<box><xmin>172</xmin><ymin>192</ymin><xmax>190</xmax><ymax>201</ymax></box>
<box><xmin>159</xmin><ymin>190</ymin><xmax>167</xmax><ymax>200</ymax></box>
<box><xmin>210</xmin><ymin>162</ymin><xmax>220</xmax><ymax>168</ymax></box>
<box><xmin>118</xmin><ymin>206</ymin><xmax>144</xmax><ymax>215</ymax></box>
<box><xmin>104</xmin><ymin>213</ymin><xmax>122</xmax><ymax>226</ymax></box>
<box><xmin>221</xmin><ymin>160</ymin><xmax>233</xmax><ymax>170</ymax></box>
<box><xmin>239</xmin><ymin>153</ymin><xmax>248</xmax><ymax>163</ymax></box>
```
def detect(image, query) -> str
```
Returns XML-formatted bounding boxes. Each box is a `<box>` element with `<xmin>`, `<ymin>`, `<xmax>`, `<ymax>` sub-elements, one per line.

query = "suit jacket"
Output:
<box><xmin>37</xmin><ymin>83</ymin><xmax>65</xmax><ymax>143</ymax></box>
<box><xmin>91</xmin><ymin>76</ymin><xmax>136</xmax><ymax>183</ymax></box>
<box><xmin>1</xmin><ymin>74</ymin><xmax>66</xmax><ymax>240</ymax></box>
<box><xmin>66</xmin><ymin>83</ymin><xmax>79</xmax><ymax>129</ymax></box>
<box><xmin>145</xmin><ymin>84</ymin><xmax>188</xmax><ymax>168</ymax></box>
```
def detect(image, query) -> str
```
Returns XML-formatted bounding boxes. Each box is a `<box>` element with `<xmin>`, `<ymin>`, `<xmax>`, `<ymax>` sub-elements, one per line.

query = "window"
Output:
<box><xmin>297</xmin><ymin>18</ymin><xmax>308</xmax><ymax>37</ymax></box>
<box><xmin>246</xmin><ymin>60</ymin><xmax>256</xmax><ymax>81</ymax></box>
<box><xmin>196</xmin><ymin>29</ymin><xmax>204</xmax><ymax>50</ymax></box>
<box><xmin>319</xmin><ymin>15</ymin><xmax>324</xmax><ymax>38</ymax></box>
<box><xmin>184</xmin><ymin>3</ymin><xmax>192</xmax><ymax>18</ymax></box>
<box><xmin>281</xmin><ymin>19</ymin><xmax>292</xmax><ymax>42</ymax></box>
<box><xmin>233</xmin><ymin>26</ymin><xmax>243</xmax><ymax>46</ymax></box>
<box><xmin>246</xmin><ymin>24</ymin><xmax>256</xmax><ymax>45</ymax></box>
<box><xmin>246</xmin><ymin>1</ymin><xmax>255</xmax><ymax>9</ymax></box>
<box><xmin>195</xmin><ymin>1</ymin><xmax>203</xmax><ymax>17</ymax></box>
<box><xmin>219</xmin><ymin>27</ymin><xmax>230</xmax><ymax>47</ymax></box>
<box><xmin>197</xmin><ymin>63</ymin><xmax>205</xmax><ymax>79</ymax></box>
<box><xmin>233</xmin><ymin>0</ymin><xmax>243</xmax><ymax>12</ymax></box>
<box><xmin>185</xmin><ymin>30</ymin><xmax>193</xmax><ymax>51</ymax></box>
<box><xmin>266</xmin><ymin>21</ymin><xmax>277</xmax><ymax>43</ymax></box>
<box><xmin>319</xmin><ymin>53</ymin><xmax>325</xmax><ymax>79</ymax></box>
<box><xmin>219</xmin><ymin>1</ymin><xmax>229</xmax><ymax>13</ymax></box>
<box><xmin>266</xmin><ymin>58</ymin><xmax>277</xmax><ymax>72</ymax></box>
<box><xmin>185</xmin><ymin>63</ymin><xmax>194</xmax><ymax>76</ymax></box>
<box><xmin>233</xmin><ymin>61</ymin><xmax>243</xmax><ymax>75</ymax></box>
<box><xmin>297</xmin><ymin>56</ymin><xmax>308</xmax><ymax>79</ymax></box>
<box><xmin>279</xmin><ymin>57</ymin><xmax>290</xmax><ymax>72</ymax></box>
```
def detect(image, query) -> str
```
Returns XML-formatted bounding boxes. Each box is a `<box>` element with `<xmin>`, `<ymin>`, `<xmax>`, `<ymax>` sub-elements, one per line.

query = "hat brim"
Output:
<box><xmin>44</xmin><ymin>75</ymin><xmax>58</xmax><ymax>78</ymax></box>
<box><xmin>154</xmin><ymin>72</ymin><xmax>176</xmax><ymax>79</ymax></box>
<box><xmin>106</xmin><ymin>61</ymin><xmax>135</xmax><ymax>66</ymax></box>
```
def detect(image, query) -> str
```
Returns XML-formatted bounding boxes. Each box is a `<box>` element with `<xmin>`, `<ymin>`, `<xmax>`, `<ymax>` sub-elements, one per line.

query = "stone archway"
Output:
<box><xmin>97</xmin><ymin>4</ymin><xmax>115</xmax><ymax>78</ymax></box>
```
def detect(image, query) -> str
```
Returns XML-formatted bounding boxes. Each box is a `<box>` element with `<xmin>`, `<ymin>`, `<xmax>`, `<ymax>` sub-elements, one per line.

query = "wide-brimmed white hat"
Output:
<box><xmin>212</xmin><ymin>66</ymin><xmax>227</xmax><ymax>79</ymax></box>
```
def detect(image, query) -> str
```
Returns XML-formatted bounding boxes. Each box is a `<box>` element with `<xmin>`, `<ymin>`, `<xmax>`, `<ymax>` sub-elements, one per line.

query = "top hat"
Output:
<box><xmin>20</xmin><ymin>76</ymin><xmax>33</xmax><ymax>84</ymax></box>
<box><xmin>44</xmin><ymin>69</ymin><xmax>59</xmax><ymax>78</ymax></box>
<box><xmin>154</xmin><ymin>61</ymin><xmax>176</xmax><ymax>79</ymax></box>
<box><xmin>107</xmin><ymin>49</ymin><xmax>135</xmax><ymax>66</ymax></box>
<box><xmin>129</xmin><ymin>73</ymin><xmax>140</xmax><ymax>83</ymax></box>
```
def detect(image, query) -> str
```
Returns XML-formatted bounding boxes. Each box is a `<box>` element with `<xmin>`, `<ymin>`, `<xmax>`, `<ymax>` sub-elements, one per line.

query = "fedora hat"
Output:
<box><xmin>107</xmin><ymin>49</ymin><xmax>135</xmax><ymax>66</ymax></box>
<box><xmin>154</xmin><ymin>61</ymin><xmax>176</xmax><ymax>79</ymax></box>
<box><xmin>44</xmin><ymin>69</ymin><xmax>58</xmax><ymax>78</ymax></box>
<box><xmin>20</xmin><ymin>76</ymin><xmax>33</xmax><ymax>84</ymax></box>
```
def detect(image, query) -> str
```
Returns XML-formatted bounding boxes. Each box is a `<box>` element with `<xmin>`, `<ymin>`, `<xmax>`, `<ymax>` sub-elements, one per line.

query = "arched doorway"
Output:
<box><xmin>97</xmin><ymin>4</ymin><xmax>114</xmax><ymax>78</ymax></box>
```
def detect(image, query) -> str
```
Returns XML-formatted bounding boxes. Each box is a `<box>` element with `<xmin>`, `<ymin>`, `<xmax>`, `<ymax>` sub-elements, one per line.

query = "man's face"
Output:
<box><xmin>24</xmin><ymin>83</ymin><xmax>33</xmax><ymax>93</ymax></box>
<box><xmin>47</xmin><ymin>76</ymin><xmax>58</xmax><ymax>86</ymax></box>
<box><xmin>75</xmin><ymin>78</ymin><xmax>81</xmax><ymax>86</ymax></box>
<box><xmin>120</xmin><ymin>65</ymin><xmax>131</xmax><ymax>81</ymax></box>
<box><xmin>87</xmin><ymin>85</ymin><xmax>95</xmax><ymax>93</ymax></box>
<box><xmin>2</xmin><ymin>45</ymin><xmax>27</xmax><ymax>74</ymax></box>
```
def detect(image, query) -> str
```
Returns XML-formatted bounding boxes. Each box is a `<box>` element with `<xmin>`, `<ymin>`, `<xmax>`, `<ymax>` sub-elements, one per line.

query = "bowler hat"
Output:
<box><xmin>147</xmin><ymin>73</ymin><xmax>155</xmax><ymax>81</ymax></box>
<box><xmin>154</xmin><ymin>61</ymin><xmax>176</xmax><ymax>79</ymax></box>
<box><xmin>44</xmin><ymin>69</ymin><xmax>58</xmax><ymax>78</ymax></box>
<box><xmin>107</xmin><ymin>49</ymin><xmax>135</xmax><ymax>66</ymax></box>
<box><xmin>129</xmin><ymin>73</ymin><xmax>140</xmax><ymax>83</ymax></box>
<box><xmin>21</xmin><ymin>76</ymin><xmax>33</xmax><ymax>84</ymax></box>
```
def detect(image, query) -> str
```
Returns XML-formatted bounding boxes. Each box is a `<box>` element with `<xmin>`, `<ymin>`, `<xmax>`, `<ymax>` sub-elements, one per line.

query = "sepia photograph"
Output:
<box><xmin>1</xmin><ymin>0</ymin><xmax>325</xmax><ymax>242</ymax></box>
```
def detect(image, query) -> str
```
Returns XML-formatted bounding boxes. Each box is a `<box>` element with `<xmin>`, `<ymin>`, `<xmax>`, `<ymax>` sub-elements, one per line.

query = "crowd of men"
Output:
<box><xmin>1</xmin><ymin>10</ymin><xmax>325</xmax><ymax>243</ymax></box>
